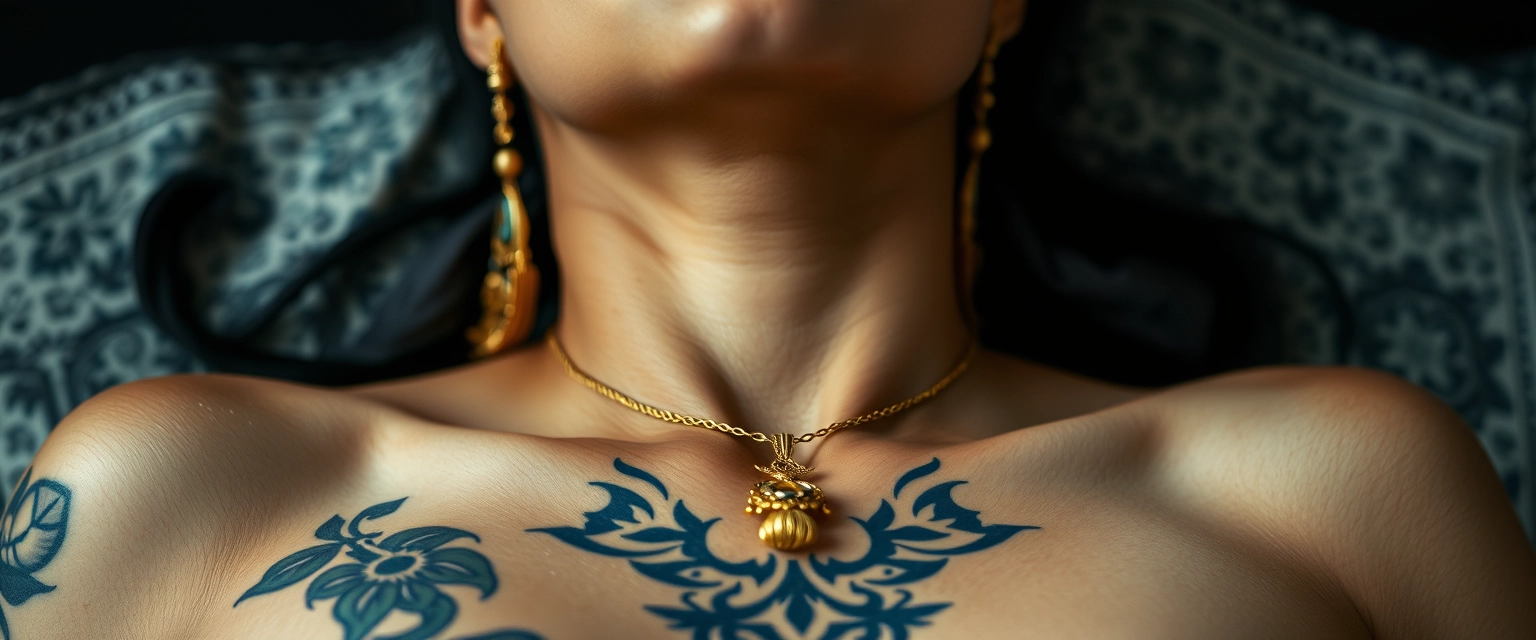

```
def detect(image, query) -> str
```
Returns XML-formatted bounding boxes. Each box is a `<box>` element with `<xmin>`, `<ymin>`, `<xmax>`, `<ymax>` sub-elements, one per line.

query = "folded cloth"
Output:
<box><xmin>0</xmin><ymin>29</ymin><xmax>504</xmax><ymax>486</ymax></box>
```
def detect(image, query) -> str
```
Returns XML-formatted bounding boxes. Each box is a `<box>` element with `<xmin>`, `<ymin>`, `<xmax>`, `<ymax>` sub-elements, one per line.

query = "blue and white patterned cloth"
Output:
<box><xmin>1041</xmin><ymin>0</ymin><xmax>1536</xmax><ymax>537</ymax></box>
<box><xmin>0</xmin><ymin>31</ymin><xmax>471</xmax><ymax>487</ymax></box>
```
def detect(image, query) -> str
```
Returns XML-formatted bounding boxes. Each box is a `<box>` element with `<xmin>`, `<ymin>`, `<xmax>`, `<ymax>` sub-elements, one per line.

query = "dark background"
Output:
<box><xmin>1</xmin><ymin>0</ymin><xmax>1533</xmax><ymax>100</ymax></box>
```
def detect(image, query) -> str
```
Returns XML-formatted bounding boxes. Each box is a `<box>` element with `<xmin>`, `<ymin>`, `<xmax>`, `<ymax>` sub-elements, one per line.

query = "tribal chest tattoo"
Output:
<box><xmin>3</xmin><ymin>457</ymin><xmax>1030</xmax><ymax>640</ymax></box>
<box><xmin>531</xmin><ymin>457</ymin><xmax>1038</xmax><ymax>640</ymax></box>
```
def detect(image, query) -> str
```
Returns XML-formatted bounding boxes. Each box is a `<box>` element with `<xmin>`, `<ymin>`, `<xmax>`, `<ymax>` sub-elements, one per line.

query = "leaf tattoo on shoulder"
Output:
<box><xmin>235</xmin><ymin>497</ymin><xmax>544</xmax><ymax>640</ymax></box>
<box><xmin>0</xmin><ymin>468</ymin><xmax>72</xmax><ymax>640</ymax></box>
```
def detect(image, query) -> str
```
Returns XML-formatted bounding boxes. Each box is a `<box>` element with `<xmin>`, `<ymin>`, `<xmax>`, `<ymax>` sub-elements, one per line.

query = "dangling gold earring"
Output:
<box><xmin>957</xmin><ymin>26</ymin><xmax>1002</xmax><ymax>327</ymax></box>
<box><xmin>469</xmin><ymin>37</ymin><xmax>541</xmax><ymax>357</ymax></box>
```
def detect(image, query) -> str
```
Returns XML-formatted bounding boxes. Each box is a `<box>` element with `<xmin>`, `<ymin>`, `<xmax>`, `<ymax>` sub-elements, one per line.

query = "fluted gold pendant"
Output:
<box><xmin>745</xmin><ymin>435</ymin><xmax>831</xmax><ymax>552</ymax></box>
<box><xmin>759</xmin><ymin>510</ymin><xmax>816</xmax><ymax>550</ymax></box>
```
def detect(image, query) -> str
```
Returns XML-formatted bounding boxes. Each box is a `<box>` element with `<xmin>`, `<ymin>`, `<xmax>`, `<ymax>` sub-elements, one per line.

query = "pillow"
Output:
<box><xmin>1041</xmin><ymin>0</ymin><xmax>1536</xmax><ymax>537</ymax></box>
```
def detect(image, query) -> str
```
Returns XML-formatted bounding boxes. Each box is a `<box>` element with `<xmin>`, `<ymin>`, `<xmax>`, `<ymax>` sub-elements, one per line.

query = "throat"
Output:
<box><xmin>548</xmin><ymin>218</ymin><xmax>973</xmax><ymax>441</ymax></box>
<box><xmin>534</xmin><ymin>98</ymin><xmax>973</xmax><ymax>442</ymax></box>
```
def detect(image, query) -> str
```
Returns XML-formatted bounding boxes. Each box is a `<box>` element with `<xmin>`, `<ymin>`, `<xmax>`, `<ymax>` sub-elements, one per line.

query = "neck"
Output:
<box><xmin>538</xmin><ymin>99</ymin><xmax>973</xmax><ymax>440</ymax></box>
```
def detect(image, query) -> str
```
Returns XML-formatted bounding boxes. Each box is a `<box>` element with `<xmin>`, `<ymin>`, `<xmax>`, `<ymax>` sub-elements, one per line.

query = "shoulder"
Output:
<box><xmin>1149</xmin><ymin>366</ymin><xmax>1495</xmax><ymax>499</ymax></box>
<box><xmin>12</xmin><ymin>374</ymin><xmax>384</xmax><ymax>637</ymax></box>
<box><xmin>1149</xmin><ymin>366</ymin><xmax>1536</xmax><ymax>639</ymax></box>
<box><xmin>1150</xmin><ymin>365</ymin><xmax>1474</xmax><ymax>473</ymax></box>
<box><xmin>38</xmin><ymin>373</ymin><xmax>380</xmax><ymax>505</ymax></box>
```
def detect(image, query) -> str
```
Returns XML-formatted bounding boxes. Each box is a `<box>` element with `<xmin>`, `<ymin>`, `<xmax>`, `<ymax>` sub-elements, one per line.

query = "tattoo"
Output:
<box><xmin>450</xmin><ymin>632</ymin><xmax>545</xmax><ymax>640</ymax></box>
<box><xmin>235</xmin><ymin>498</ymin><xmax>543</xmax><ymax>640</ymax></box>
<box><xmin>531</xmin><ymin>458</ymin><xmax>1037</xmax><ymax>639</ymax></box>
<box><xmin>0</xmin><ymin>468</ymin><xmax>72</xmax><ymax>640</ymax></box>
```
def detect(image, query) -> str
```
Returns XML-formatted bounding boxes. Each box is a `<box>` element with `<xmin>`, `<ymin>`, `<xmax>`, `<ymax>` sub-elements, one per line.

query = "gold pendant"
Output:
<box><xmin>745</xmin><ymin>434</ymin><xmax>831</xmax><ymax>551</ymax></box>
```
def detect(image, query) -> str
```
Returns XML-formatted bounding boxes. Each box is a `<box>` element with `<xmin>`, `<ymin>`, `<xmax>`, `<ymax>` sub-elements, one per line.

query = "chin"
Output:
<box><xmin>497</xmin><ymin>0</ymin><xmax>991</xmax><ymax>132</ymax></box>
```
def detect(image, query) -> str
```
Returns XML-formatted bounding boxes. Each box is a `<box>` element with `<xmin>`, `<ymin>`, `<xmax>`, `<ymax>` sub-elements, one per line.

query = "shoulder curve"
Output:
<box><xmin>1151</xmin><ymin>365</ymin><xmax>1536</xmax><ymax>638</ymax></box>
<box><xmin>11</xmin><ymin>374</ymin><xmax>383</xmax><ymax>637</ymax></box>
<box><xmin>1159</xmin><ymin>363</ymin><xmax>1455</xmax><ymax>418</ymax></box>
<box><xmin>1146</xmin><ymin>365</ymin><xmax>1481</xmax><ymax>476</ymax></box>
<box><xmin>38</xmin><ymin>373</ymin><xmax>380</xmax><ymax>492</ymax></box>
<box><xmin>46</xmin><ymin>372</ymin><xmax>376</xmax><ymax>454</ymax></box>
<box><xmin>36</xmin><ymin>372</ymin><xmax>386</xmax><ymax>518</ymax></box>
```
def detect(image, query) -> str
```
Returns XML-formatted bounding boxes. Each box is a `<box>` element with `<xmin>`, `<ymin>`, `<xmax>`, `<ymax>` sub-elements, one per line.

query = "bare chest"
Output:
<box><xmin>202</xmin><ymin>446</ymin><xmax>1363</xmax><ymax>640</ymax></box>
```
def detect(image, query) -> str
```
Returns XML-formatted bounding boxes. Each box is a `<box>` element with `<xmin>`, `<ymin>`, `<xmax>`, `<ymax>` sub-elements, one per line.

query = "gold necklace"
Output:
<box><xmin>547</xmin><ymin>333</ymin><xmax>977</xmax><ymax>552</ymax></box>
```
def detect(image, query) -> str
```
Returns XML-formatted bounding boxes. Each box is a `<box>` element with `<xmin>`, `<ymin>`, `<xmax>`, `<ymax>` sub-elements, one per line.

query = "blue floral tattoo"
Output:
<box><xmin>531</xmin><ymin>458</ymin><xmax>1037</xmax><ymax>639</ymax></box>
<box><xmin>0</xmin><ymin>468</ymin><xmax>71</xmax><ymax>640</ymax></box>
<box><xmin>235</xmin><ymin>498</ymin><xmax>543</xmax><ymax>640</ymax></box>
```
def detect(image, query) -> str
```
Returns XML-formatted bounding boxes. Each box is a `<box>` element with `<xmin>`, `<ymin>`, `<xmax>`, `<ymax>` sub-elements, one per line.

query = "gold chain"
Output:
<box><xmin>547</xmin><ymin>334</ymin><xmax>977</xmax><ymax>444</ymax></box>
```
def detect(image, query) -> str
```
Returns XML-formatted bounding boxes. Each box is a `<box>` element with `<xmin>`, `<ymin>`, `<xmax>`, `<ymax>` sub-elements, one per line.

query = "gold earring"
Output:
<box><xmin>468</xmin><ymin>37</ymin><xmax>541</xmax><ymax>357</ymax></box>
<box><xmin>957</xmin><ymin>26</ymin><xmax>1001</xmax><ymax>326</ymax></box>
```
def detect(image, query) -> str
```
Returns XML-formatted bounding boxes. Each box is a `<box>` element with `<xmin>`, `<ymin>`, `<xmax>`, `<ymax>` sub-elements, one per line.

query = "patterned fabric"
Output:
<box><xmin>1043</xmin><ymin>0</ymin><xmax>1536</xmax><ymax>536</ymax></box>
<box><xmin>0</xmin><ymin>31</ymin><xmax>464</xmax><ymax>487</ymax></box>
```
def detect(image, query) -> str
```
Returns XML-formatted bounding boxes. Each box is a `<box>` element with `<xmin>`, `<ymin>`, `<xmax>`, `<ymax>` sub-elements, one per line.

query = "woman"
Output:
<box><xmin>12</xmin><ymin>0</ymin><xmax>1536</xmax><ymax>637</ymax></box>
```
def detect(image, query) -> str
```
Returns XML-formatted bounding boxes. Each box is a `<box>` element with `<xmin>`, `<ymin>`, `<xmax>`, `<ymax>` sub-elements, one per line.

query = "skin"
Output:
<box><xmin>13</xmin><ymin>0</ymin><xmax>1536</xmax><ymax>637</ymax></box>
